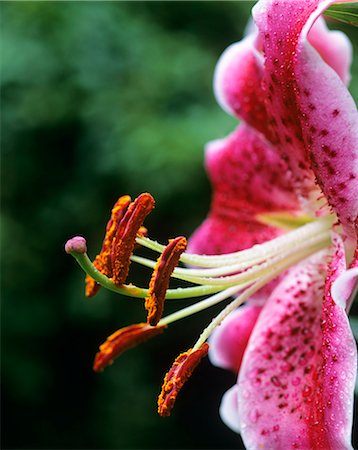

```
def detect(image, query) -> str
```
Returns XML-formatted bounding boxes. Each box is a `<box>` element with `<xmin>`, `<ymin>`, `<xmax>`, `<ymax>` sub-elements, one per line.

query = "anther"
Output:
<box><xmin>134</xmin><ymin>226</ymin><xmax>148</xmax><ymax>250</ymax></box>
<box><xmin>137</xmin><ymin>226</ymin><xmax>148</xmax><ymax>239</ymax></box>
<box><xmin>100</xmin><ymin>195</ymin><xmax>132</xmax><ymax>276</ymax></box>
<box><xmin>145</xmin><ymin>236</ymin><xmax>187</xmax><ymax>326</ymax></box>
<box><xmin>157</xmin><ymin>343</ymin><xmax>209</xmax><ymax>417</ymax></box>
<box><xmin>112</xmin><ymin>193</ymin><xmax>155</xmax><ymax>286</ymax></box>
<box><xmin>93</xmin><ymin>323</ymin><xmax>166</xmax><ymax>372</ymax></box>
<box><xmin>85</xmin><ymin>195</ymin><xmax>132</xmax><ymax>297</ymax></box>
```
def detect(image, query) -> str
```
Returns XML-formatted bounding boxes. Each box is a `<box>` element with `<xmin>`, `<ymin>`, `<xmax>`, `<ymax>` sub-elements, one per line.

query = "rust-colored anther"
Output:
<box><xmin>85</xmin><ymin>195</ymin><xmax>132</xmax><ymax>297</ymax></box>
<box><xmin>101</xmin><ymin>195</ymin><xmax>132</xmax><ymax>275</ymax></box>
<box><xmin>145</xmin><ymin>236</ymin><xmax>187</xmax><ymax>326</ymax></box>
<box><xmin>137</xmin><ymin>226</ymin><xmax>148</xmax><ymax>238</ymax></box>
<box><xmin>157</xmin><ymin>343</ymin><xmax>209</xmax><ymax>417</ymax></box>
<box><xmin>93</xmin><ymin>323</ymin><xmax>166</xmax><ymax>372</ymax></box>
<box><xmin>134</xmin><ymin>226</ymin><xmax>148</xmax><ymax>250</ymax></box>
<box><xmin>111</xmin><ymin>193</ymin><xmax>155</xmax><ymax>286</ymax></box>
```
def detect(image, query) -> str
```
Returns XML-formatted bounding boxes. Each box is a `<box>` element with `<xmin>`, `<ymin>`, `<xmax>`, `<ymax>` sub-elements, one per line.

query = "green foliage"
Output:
<box><xmin>1</xmin><ymin>2</ymin><xmax>249</xmax><ymax>449</ymax></box>
<box><xmin>325</xmin><ymin>2</ymin><xmax>358</xmax><ymax>27</ymax></box>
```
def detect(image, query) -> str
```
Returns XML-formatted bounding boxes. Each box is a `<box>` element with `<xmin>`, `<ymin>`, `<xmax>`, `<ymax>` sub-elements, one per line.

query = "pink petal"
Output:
<box><xmin>307</xmin><ymin>17</ymin><xmax>352</xmax><ymax>86</ymax></box>
<box><xmin>253</xmin><ymin>0</ymin><xmax>358</xmax><ymax>238</ymax></box>
<box><xmin>237</xmin><ymin>242</ymin><xmax>356</xmax><ymax>449</ymax></box>
<box><xmin>331</xmin><ymin>268</ymin><xmax>358</xmax><ymax>311</ymax></box>
<box><xmin>214</xmin><ymin>35</ymin><xmax>273</xmax><ymax>141</ymax></box>
<box><xmin>332</xmin><ymin>241</ymin><xmax>358</xmax><ymax>311</ymax></box>
<box><xmin>189</xmin><ymin>215</ymin><xmax>283</xmax><ymax>256</ymax></box>
<box><xmin>214</xmin><ymin>10</ymin><xmax>351</xmax><ymax>141</ymax></box>
<box><xmin>219</xmin><ymin>385</ymin><xmax>241</xmax><ymax>434</ymax></box>
<box><xmin>188</xmin><ymin>124</ymin><xmax>299</xmax><ymax>256</ymax></box>
<box><xmin>209</xmin><ymin>305</ymin><xmax>262</xmax><ymax>373</ymax></box>
<box><xmin>318</xmin><ymin>233</ymin><xmax>356</xmax><ymax>449</ymax></box>
<box><xmin>296</xmin><ymin>41</ymin><xmax>358</xmax><ymax>240</ymax></box>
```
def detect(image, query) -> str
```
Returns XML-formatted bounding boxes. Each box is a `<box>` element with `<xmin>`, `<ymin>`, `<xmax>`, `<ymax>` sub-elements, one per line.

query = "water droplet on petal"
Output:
<box><xmin>302</xmin><ymin>384</ymin><xmax>312</xmax><ymax>398</ymax></box>
<box><xmin>249</xmin><ymin>409</ymin><xmax>260</xmax><ymax>423</ymax></box>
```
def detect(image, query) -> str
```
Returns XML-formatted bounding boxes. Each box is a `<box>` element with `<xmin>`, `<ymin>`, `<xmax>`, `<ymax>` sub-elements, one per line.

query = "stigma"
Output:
<box><xmin>65</xmin><ymin>193</ymin><xmax>334</xmax><ymax>415</ymax></box>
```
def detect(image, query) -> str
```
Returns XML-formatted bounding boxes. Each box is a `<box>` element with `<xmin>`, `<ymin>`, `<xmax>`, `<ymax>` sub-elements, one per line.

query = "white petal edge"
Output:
<box><xmin>219</xmin><ymin>384</ymin><xmax>241</xmax><ymax>434</ymax></box>
<box><xmin>331</xmin><ymin>267</ymin><xmax>358</xmax><ymax>310</ymax></box>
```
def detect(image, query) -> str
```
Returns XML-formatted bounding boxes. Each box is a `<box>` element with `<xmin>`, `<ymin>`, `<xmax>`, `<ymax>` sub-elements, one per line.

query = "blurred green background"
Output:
<box><xmin>1</xmin><ymin>2</ymin><xmax>357</xmax><ymax>449</ymax></box>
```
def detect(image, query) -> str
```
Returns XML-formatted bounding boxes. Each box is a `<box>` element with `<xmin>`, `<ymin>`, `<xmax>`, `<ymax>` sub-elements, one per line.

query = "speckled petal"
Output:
<box><xmin>237</xmin><ymin>241</ymin><xmax>356</xmax><ymax>449</ymax></box>
<box><xmin>253</xmin><ymin>0</ymin><xmax>358</xmax><ymax>238</ymax></box>
<box><xmin>209</xmin><ymin>305</ymin><xmax>262</xmax><ymax>373</ymax></box>
<box><xmin>214</xmin><ymin>35</ymin><xmax>273</xmax><ymax>141</ymax></box>
<box><xmin>214</xmin><ymin>11</ymin><xmax>352</xmax><ymax>142</ymax></box>
<box><xmin>188</xmin><ymin>124</ymin><xmax>299</xmax><ymax>256</ymax></box>
<box><xmin>307</xmin><ymin>17</ymin><xmax>352</xmax><ymax>86</ymax></box>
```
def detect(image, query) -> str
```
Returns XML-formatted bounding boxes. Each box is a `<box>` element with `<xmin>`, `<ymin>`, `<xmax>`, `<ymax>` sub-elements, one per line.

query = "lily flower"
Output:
<box><xmin>65</xmin><ymin>0</ymin><xmax>358</xmax><ymax>448</ymax></box>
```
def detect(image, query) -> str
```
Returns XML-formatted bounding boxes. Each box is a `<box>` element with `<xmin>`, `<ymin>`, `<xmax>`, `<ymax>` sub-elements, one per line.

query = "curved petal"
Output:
<box><xmin>188</xmin><ymin>123</ymin><xmax>299</xmax><ymax>256</ymax></box>
<box><xmin>331</xmin><ymin>266</ymin><xmax>358</xmax><ymax>310</ymax></box>
<box><xmin>253</xmin><ymin>0</ymin><xmax>358</xmax><ymax>238</ymax></box>
<box><xmin>209</xmin><ymin>304</ymin><xmax>262</xmax><ymax>373</ymax></box>
<box><xmin>332</xmin><ymin>237</ymin><xmax>358</xmax><ymax>311</ymax></box>
<box><xmin>318</xmin><ymin>233</ymin><xmax>356</xmax><ymax>449</ymax></box>
<box><xmin>213</xmin><ymin>13</ymin><xmax>351</xmax><ymax>141</ymax></box>
<box><xmin>219</xmin><ymin>385</ymin><xmax>241</xmax><ymax>434</ymax></box>
<box><xmin>296</xmin><ymin>37</ymin><xmax>358</xmax><ymax>240</ymax></box>
<box><xmin>307</xmin><ymin>17</ymin><xmax>352</xmax><ymax>86</ymax></box>
<box><xmin>237</xmin><ymin>242</ymin><xmax>356</xmax><ymax>449</ymax></box>
<box><xmin>214</xmin><ymin>35</ymin><xmax>273</xmax><ymax>141</ymax></box>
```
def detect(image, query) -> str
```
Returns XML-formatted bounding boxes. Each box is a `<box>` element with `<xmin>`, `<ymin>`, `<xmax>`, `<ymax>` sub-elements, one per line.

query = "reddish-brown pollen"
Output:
<box><xmin>85</xmin><ymin>195</ymin><xmax>132</xmax><ymax>297</ymax></box>
<box><xmin>111</xmin><ymin>193</ymin><xmax>155</xmax><ymax>286</ymax></box>
<box><xmin>101</xmin><ymin>195</ymin><xmax>133</xmax><ymax>275</ymax></box>
<box><xmin>93</xmin><ymin>323</ymin><xmax>166</xmax><ymax>372</ymax></box>
<box><xmin>145</xmin><ymin>236</ymin><xmax>187</xmax><ymax>326</ymax></box>
<box><xmin>157</xmin><ymin>343</ymin><xmax>209</xmax><ymax>417</ymax></box>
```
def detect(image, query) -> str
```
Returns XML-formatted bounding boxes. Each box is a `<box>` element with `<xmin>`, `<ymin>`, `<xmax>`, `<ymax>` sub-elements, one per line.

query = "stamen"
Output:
<box><xmin>136</xmin><ymin>226</ymin><xmax>148</xmax><ymax>241</ymax></box>
<box><xmin>66</xmin><ymin>193</ymin><xmax>337</xmax><ymax>420</ymax></box>
<box><xmin>85</xmin><ymin>195</ymin><xmax>132</xmax><ymax>297</ymax></box>
<box><xmin>145</xmin><ymin>236</ymin><xmax>187</xmax><ymax>326</ymax></box>
<box><xmin>157</xmin><ymin>343</ymin><xmax>209</xmax><ymax>417</ymax></box>
<box><xmin>93</xmin><ymin>323</ymin><xmax>166</xmax><ymax>372</ymax></box>
<box><xmin>159</xmin><ymin>285</ymin><xmax>243</xmax><ymax>326</ymax></box>
<box><xmin>101</xmin><ymin>195</ymin><xmax>132</xmax><ymax>275</ymax></box>
<box><xmin>112</xmin><ymin>193</ymin><xmax>155</xmax><ymax>286</ymax></box>
<box><xmin>191</xmin><ymin>238</ymin><xmax>330</xmax><ymax>352</ymax></box>
<box><xmin>136</xmin><ymin>215</ymin><xmax>334</xmax><ymax>267</ymax></box>
<box><xmin>133</xmin><ymin>231</ymin><xmax>331</xmax><ymax>287</ymax></box>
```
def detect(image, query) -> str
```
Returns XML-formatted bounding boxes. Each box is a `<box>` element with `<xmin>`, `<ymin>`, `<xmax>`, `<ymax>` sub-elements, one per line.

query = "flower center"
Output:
<box><xmin>65</xmin><ymin>193</ymin><xmax>335</xmax><ymax>414</ymax></box>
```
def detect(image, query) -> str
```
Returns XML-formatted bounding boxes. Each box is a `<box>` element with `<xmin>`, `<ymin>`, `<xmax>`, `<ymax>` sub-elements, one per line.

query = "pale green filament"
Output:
<box><xmin>159</xmin><ymin>285</ymin><xmax>244</xmax><ymax>326</ymax></box>
<box><xmin>132</xmin><ymin>230</ymin><xmax>330</xmax><ymax>286</ymax></box>
<box><xmin>257</xmin><ymin>211</ymin><xmax>314</xmax><ymax>230</ymax></box>
<box><xmin>136</xmin><ymin>215</ymin><xmax>333</xmax><ymax>268</ymax></box>
<box><xmin>191</xmin><ymin>239</ymin><xmax>330</xmax><ymax>351</ymax></box>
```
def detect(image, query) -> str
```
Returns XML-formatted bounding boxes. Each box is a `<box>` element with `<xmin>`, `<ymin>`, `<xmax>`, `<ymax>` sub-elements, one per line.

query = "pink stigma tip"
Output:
<box><xmin>65</xmin><ymin>236</ymin><xmax>87</xmax><ymax>254</ymax></box>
